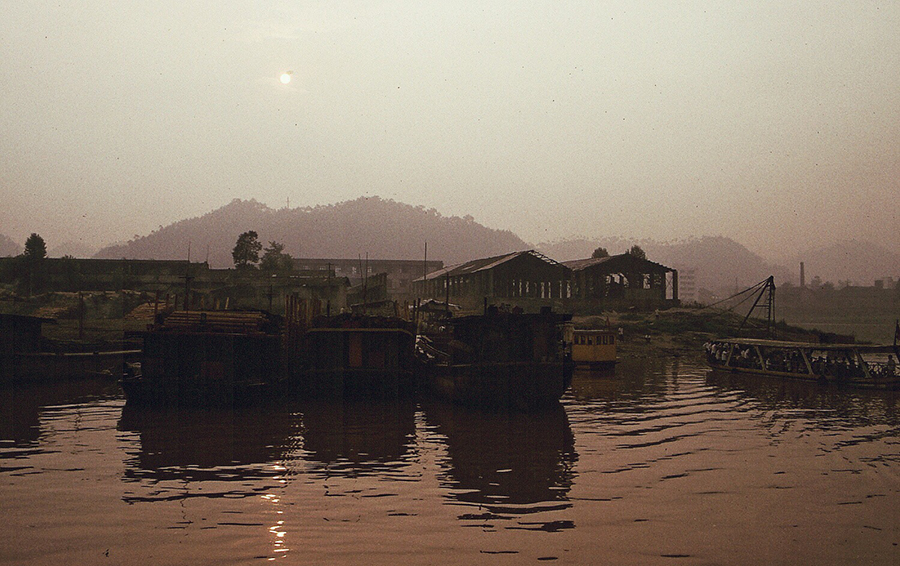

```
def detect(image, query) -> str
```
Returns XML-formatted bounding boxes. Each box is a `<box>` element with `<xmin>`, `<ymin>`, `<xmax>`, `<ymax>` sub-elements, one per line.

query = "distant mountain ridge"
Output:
<box><xmin>91</xmin><ymin>198</ymin><xmax>894</xmax><ymax>291</ymax></box>
<box><xmin>94</xmin><ymin>197</ymin><xmax>528</xmax><ymax>267</ymax></box>
<box><xmin>0</xmin><ymin>234</ymin><xmax>22</xmax><ymax>257</ymax></box>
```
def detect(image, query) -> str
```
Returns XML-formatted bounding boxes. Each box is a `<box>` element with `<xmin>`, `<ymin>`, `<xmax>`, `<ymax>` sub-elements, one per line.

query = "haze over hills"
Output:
<box><xmin>48</xmin><ymin>241</ymin><xmax>98</xmax><ymax>259</ymax></box>
<box><xmin>0</xmin><ymin>234</ymin><xmax>21</xmax><ymax>257</ymax></box>
<box><xmin>788</xmin><ymin>240</ymin><xmax>900</xmax><ymax>287</ymax></box>
<box><xmin>90</xmin><ymin>196</ymin><xmax>897</xmax><ymax>292</ymax></box>
<box><xmin>94</xmin><ymin>197</ymin><xmax>528</xmax><ymax>268</ymax></box>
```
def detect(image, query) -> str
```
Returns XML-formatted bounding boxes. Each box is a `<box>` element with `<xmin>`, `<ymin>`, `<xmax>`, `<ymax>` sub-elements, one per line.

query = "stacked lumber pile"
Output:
<box><xmin>158</xmin><ymin>310</ymin><xmax>275</xmax><ymax>334</ymax></box>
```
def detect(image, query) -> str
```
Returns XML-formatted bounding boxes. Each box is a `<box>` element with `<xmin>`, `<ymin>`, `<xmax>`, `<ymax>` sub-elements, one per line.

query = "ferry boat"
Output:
<box><xmin>571</xmin><ymin>328</ymin><xmax>617</xmax><ymax>369</ymax></box>
<box><xmin>705</xmin><ymin>338</ymin><xmax>900</xmax><ymax>389</ymax></box>
<box><xmin>416</xmin><ymin>306</ymin><xmax>574</xmax><ymax>409</ymax></box>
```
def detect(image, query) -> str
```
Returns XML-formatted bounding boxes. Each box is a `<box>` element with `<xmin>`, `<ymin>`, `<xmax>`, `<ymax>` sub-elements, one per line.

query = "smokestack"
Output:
<box><xmin>800</xmin><ymin>262</ymin><xmax>805</xmax><ymax>288</ymax></box>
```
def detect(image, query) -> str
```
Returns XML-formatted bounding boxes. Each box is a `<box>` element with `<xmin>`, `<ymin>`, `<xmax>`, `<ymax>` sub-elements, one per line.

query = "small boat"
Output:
<box><xmin>705</xmin><ymin>338</ymin><xmax>900</xmax><ymax>389</ymax></box>
<box><xmin>121</xmin><ymin>310</ymin><xmax>283</xmax><ymax>405</ymax></box>
<box><xmin>288</xmin><ymin>313</ymin><xmax>417</xmax><ymax>398</ymax></box>
<box><xmin>571</xmin><ymin>328</ymin><xmax>617</xmax><ymax>369</ymax></box>
<box><xmin>416</xmin><ymin>306</ymin><xmax>574</xmax><ymax>409</ymax></box>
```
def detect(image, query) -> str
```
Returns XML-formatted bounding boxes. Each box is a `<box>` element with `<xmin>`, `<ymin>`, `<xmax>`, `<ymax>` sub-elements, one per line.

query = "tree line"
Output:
<box><xmin>232</xmin><ymin>231</ymin><xmax>294</xmax><ymax>273</ymax></box>
<box><xmin>592</xmin><ymin>244</ymin><xmax>646</xmax><ymax>259</ymax></box>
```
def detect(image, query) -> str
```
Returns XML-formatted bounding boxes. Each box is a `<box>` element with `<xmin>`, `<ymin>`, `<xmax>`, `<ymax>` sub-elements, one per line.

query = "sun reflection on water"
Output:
<box><xmin>262</xmin><ymin>491</ymin><xmax>289</xmax><ymax>560</ymax></box>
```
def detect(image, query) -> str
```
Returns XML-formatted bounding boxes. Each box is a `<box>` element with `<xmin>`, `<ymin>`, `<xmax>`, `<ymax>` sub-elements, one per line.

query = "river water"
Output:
<box><xmin>1</xmin><ymin>356</ymin><xmax>898</xmax><ymax>565</ymax></box>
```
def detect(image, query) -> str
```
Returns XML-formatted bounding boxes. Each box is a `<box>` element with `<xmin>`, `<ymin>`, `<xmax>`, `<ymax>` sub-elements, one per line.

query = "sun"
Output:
<box><xmin>280</xmin><ymin>72</ymin><xmax>292</xmax><ymax>85</ymax></box>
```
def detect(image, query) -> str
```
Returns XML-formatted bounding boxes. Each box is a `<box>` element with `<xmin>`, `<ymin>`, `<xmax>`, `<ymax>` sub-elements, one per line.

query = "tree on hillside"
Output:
<box><xmin>591</xmin><ymin>247</ymin><xmax>609</xmax><ymax>259</ymax></box>
<box><xmin>259</xmin><ymin>241</ymin><xmax>294</xmax><ymax>273</ymax></box>
<box><xmin>232</xmin><ymin>231</ymin><xmax>261</xmax><ymax>270</ymax></box>
<box><xmin>23</xmin><ymin>233</ymin><xmax>47</xmax><ymax>260</ymax></box>
<box><xmin>627</xmin><ymin>245</ymin><xmax>646</xmax><ymax>260</ymax></box>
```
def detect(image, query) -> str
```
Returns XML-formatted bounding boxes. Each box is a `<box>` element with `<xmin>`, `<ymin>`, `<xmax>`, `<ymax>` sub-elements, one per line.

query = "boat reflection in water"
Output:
<box><xmin>422</xmin><ymin>400</ymin><xmax>577</xmax><ymax>530</ymax></box>
<box><xmin>117</xmin><ymin>397</ymin><xmax>419</xmax><ymax>498</ymax></box>
<box><xmin>118</xmin><ymin>402</ymin><xmax>302</xmax><ymax>502</ymax></box>
<box><xmin>0</xmin><ymin>377</ymin><xmax>121</xmax><ymax>468</ymax></box>
<box><xmin>296</xmin><ymin>398</ymin><xmax>418</xmax><ymax>476</ymax></box>
<box><xmin>705</xmin><ymin>368</ymin><xmax>900</xmax><ymax>428</ymax></box>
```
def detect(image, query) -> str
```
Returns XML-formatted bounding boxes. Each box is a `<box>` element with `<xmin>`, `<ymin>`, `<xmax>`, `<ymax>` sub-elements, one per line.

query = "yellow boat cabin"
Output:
<box><xmin>572</xmin><ymin>329</ymin><xmax>617</xmax><ymax>368</ymax></box>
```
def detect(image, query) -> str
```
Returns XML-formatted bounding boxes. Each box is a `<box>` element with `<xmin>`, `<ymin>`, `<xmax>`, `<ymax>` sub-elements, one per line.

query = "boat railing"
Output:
<box><xmin>706</xmin><ymin>339</ymin><xmax>900</xmax><ymax>383</ymax></box>
<box><xmin>415</xmin><ymin>335</ymin><xmax>451</xmax><ymax>364</ymax></box>
<box><xmin>854</xmin><ymin>357</ymin><xmax>897</xmax><ymax>380</ymax></box>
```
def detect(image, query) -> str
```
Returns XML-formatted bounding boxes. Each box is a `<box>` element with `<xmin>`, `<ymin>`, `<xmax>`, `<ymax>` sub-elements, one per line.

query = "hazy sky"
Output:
<box><xmin>2</xmin><ymin>1</ymin><xmax>898</xmax><ymax>261</ymax></box>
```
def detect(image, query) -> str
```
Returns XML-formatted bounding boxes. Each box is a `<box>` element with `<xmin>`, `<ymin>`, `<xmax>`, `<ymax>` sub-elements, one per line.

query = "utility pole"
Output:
<box><xmin>180</xmin><ymin>273</ymin><xmax>194</xmax><ymax>311</ymax></box>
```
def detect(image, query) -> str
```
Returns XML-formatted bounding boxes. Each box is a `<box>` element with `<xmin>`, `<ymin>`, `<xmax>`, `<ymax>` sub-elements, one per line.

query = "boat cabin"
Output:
<box><xmin>0</xmin><ymin>314</ymin><xmax>53</xmax><ymax>355</ymax></box>
<box><xmin>572</xmin><ymin>329</ymin><xmax>617</xmax><ymax>367</ymax></box>
<box><xmin>293</xmin><ymin>314</ymin><xmax>417</xmax><ymax>397</ymax></box>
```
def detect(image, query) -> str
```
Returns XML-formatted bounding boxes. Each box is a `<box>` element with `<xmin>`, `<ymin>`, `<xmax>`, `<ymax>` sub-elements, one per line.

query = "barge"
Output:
<box><xmin>288</xmin><ymin>313</ymin><xmax>417</xmax><ymax>398</ymax></box>
<box><xmin>417</xmin><ymin>306</ymin><xmax>574</xmax><ymax>409</ymax></box>
<box><xmin>1</xmin><ymin>313</ymin><xmax>139</xmax><ymax>383</ymax></box>
<box><xmin>121</xmin><ymin>310</ymin><xmax>283</xmax><ymax>405</ymax></box>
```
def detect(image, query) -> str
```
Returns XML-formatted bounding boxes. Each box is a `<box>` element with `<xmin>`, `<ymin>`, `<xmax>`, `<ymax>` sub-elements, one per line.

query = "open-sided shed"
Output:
<box><xmin>563</xmin><ymin>253</ymin><xmax>678</xmax><ymax>303</ymax></box>
<box><xmin>416</xmin><ymin>250</ymin><xmax>573</xmax><ymax>303</ymax></box>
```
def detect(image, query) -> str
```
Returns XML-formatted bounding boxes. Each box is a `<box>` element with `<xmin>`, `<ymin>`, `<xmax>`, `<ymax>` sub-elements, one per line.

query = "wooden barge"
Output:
<box><xmin>705</xmin><ymin>338</ymin><xmax>900</xmax><ymax>389</ymax></box>
<box><xmin>287</xmin><ymin>313</ymin><xmax>417</xmax><ymax>398</ymax></box>
<box><xmin>417</xmin><ymin>307</ymin><xmax>574</xmax><ymax>409</ymax></box>
<box><xmin>121</xmin><ymin>310</ymin><xmax>282</xmax><ymax>405</ymax></box>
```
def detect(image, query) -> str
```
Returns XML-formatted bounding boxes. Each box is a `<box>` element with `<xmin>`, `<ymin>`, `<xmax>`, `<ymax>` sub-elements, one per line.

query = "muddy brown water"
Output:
<box><xmin>1</xmin><ymin>357</ymin><xmax>898</xmax><ymax>565</ymax></box>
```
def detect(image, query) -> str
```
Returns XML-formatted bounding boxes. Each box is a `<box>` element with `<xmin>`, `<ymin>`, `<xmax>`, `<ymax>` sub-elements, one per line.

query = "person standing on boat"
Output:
<box><xmin>887</xmin><ymin>355</ymin><xmax>896</xmax><ymax>377</ymax></box>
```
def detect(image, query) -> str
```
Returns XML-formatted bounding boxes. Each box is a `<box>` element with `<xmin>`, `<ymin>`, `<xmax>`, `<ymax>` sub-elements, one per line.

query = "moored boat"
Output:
<box><xmin>416</xmin><ymin>306</ymin><xmax>574</xmax><ymax>409</ymax></box>
<box><xmin>120</xmin><ymin>310</ymin><xmax>283</xmax><ymax>405</ymax></box>
<box><xmin>571</xmin><ymin>328</ymin><xmax>617</xmax><ymax>369</ymax></box>
<box><xmin>287</xmin><ymin>313</ymin><xmax>417</xmax><ymax>398</ymax></box>
<box><xmin>1</xmin><ymin>313</ymin><xmax>140</xmax><ymax>383</ymax></box>
<box><xmin>705</xmin><ymin>338</ymin><xmax>900</xmax><ymax>389</ymax></box>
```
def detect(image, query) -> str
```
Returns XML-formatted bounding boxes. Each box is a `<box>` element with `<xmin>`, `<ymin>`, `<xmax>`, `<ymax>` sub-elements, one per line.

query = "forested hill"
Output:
<box><xmin>94</xmin><ymin>197</ymin><xmax>528</xmax><ymax>267</ymax></box>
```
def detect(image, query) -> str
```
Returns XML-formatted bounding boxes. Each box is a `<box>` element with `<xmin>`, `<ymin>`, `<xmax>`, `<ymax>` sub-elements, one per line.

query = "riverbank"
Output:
<box><xmin>573</xmin><ymin>307</ymin><xmax>832</xmax><ymax>360</ymax></box>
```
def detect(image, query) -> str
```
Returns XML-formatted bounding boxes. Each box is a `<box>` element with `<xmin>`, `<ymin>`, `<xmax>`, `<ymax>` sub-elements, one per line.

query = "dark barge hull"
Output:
<box><xmin>287</xmin><ymin>318</ymin><xmax>417</xmax><ymax>399</ymax></box>
<box><xmin>424</xmin><ymin>360</ymin><xmax>574</xmax><ymax>409</ymax></box>
<box><xmin>288</xmin><ymin>367</ymin><xmax>414</xmax><ymax>398</ymax></box>
<box><xmin>122</xmin><ymin>311</ymin><xmax>284</xmax><ymax>406</ymax></box>
<box><xmin>1</xmin><ymin>350</ymin><xmax>141</xmax><ymax>384</ymax></box>
<box><xmin>120</xmin><ymin>375</ymin><xmax>272</xmax><ymax>406</ymax></box>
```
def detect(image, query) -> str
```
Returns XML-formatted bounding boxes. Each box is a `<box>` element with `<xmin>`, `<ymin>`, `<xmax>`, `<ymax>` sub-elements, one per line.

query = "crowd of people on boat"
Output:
<box><xmin>705</xmin><ymin>341</ymin><xmax>897</xmax><ymax>380</ymax></box>
<box><xmin>870</xmin><ymin>355</ymin><xmax>897</xmax><ymax>379</ymax></box>
<box><xmin>704</xmin><ymin>342</ymin><xmax>764</xmax><ymax>370</ymax></box>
